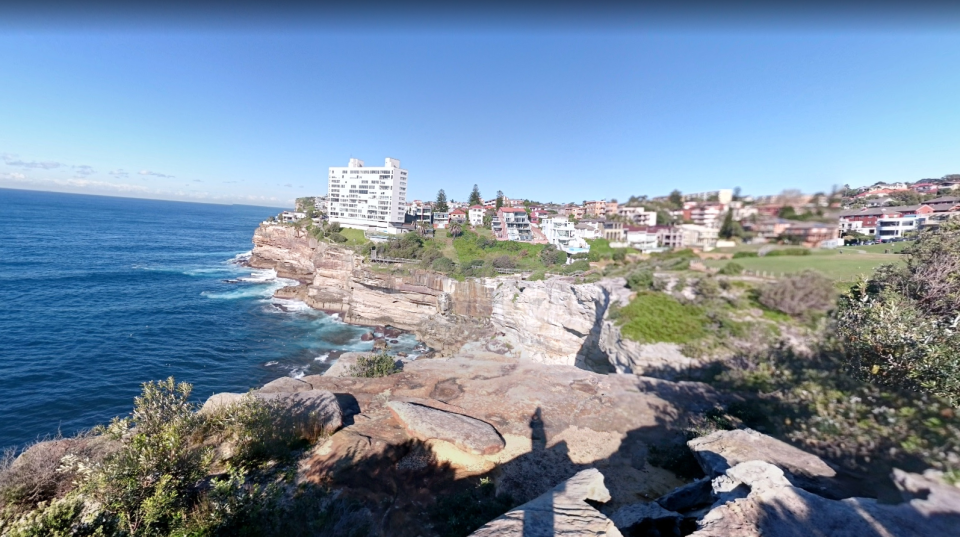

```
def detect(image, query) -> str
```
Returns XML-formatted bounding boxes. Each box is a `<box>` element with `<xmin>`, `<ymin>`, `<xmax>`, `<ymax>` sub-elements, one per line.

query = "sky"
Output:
<box><xmin>1</xmin><ymin>2</ymin><xmax>959</xmax><ymax>207</ymax></box>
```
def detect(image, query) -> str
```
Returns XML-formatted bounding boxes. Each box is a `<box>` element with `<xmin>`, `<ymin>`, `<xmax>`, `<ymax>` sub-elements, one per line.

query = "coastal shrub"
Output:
<box><xmin>526</xmin><ymin>269</ymin><xmax>546</xmax><ymax>281</ymax></box>
<box><xmin>349</xmin><ymin>353</ymin><xmax>401</xmax><ymax>378</ymax></box>
<box><xmin>703</xmin><ymin>344</ymin><xmax>960</xmax><ymax>482</ymax></box>
<box><xmin>718</xmin><ymin>261</ymin><xmax>744</xmax><ymax>275</ymax></box>
<box><xmin>732</xmin><ymin>251</ymin><xmax>758</xmax><ymax>259</ymax></box>
<box><xmin>328</xmin><ymin>232</ymin><xmax>347</xmax><ymax>243</ymax></box>
<box><xmin>431</xmin><ymin>256</ymin><xmax>456</xmax><ymax>272</ymax></box>
<box><xmin>538</xmin><ymin>245</ymin><xmax>565</xmax><ymax>266</ymax></box>
<box><xmin>694</xmin><ymin>276</ymin><xmax>722</xmax><ymax>301</ymax></box>
<box><xmin>491</xmin><ymin>255</ymin><xmax>516</xmax><ymax>269</ymax></box>
<box><xmin>612</xmin><ymin>249</ymin><xmax>627</xmax><ymax>263</ymax></box>
<box><xmin>327</xmin><ymin>222</ymin><xmax>342</xmax><ymax>233</ymax></box>
<box><xmin>625</xmin><ymin>269</ymin><xmax>654</xmax><ymax>291</ymax></box>
<box><xmin>561</xmin><ymin>260</ymin><xmax>590</xmax><ymax>274</ymax></box>
<box><xmin>835</xmin><ymin>223</ymin><xmax>960</xmax><ymax>405</ymax></box>
<box><xmin>85</xmin><ymin>377</ymin><xmax>208</xmax><ymax>536</ymax></box>
<box><xmin>758</xmin><ymin>270</ymin><xmax>835</xmax><ymax>317</ymax></box>
<box><xmin>616</xmin><ymin>292</ymin><xmax>708</xmax><ymax>344</ymax></box>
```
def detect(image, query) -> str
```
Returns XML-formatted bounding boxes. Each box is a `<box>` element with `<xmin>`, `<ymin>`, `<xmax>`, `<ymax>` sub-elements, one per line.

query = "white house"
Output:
<box><xmin>468</xmin><ymin>205</ymin><xmax>486</xmax><ymax>227</ymax></box>
<box><xmin>616</xmin><ymin>206</ymin><xmax>657</xmax><ymax>226</ymax></box>
<box><xmin>624</xmin><ymin>226</ymin><xmax>659</xmax><ymax>251</ymax></box>
<box><xmin>542</xmin><ymin>217</ymin><xmax>589</xmax><ymax>251</ymax></box>
<box><xmin>327</xmin><ymin>157</ymin><xmax>408</xmax><ymax>234</ymax></box>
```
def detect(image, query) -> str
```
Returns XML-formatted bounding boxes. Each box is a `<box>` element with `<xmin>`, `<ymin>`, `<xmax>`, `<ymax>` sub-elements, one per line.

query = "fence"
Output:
<box><xmin>370</xmin><ymin>249</ymin><xmax>419</xmax><ymax>264</ymax></box>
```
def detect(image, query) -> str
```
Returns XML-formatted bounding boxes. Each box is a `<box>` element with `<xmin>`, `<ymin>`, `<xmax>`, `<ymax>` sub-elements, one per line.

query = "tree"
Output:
<box><xmin>434</xmin><ymin>189</ymin><xmax>449</xmax><ymax>213</ymax></box>
<box><xmin>448</xmin><ymin>222</ymin><xmax>463</xmax><ymax>238</ymax></box>
<box><xmin>495</xmin><ymin>190</ymin><xmax>504</xmax><ymax>210</ymax></box>
<box><xmin>836</xmin><ymin>222</ymin><xmax>960</xmax><ymax>405</ymax></box>
<box><xmin>468</xmin><ymin>185</ymin><xmax>482</xmax><ymax>206</ymax></box>
<box><xmin>733</xmin><ymin>186</ymin><xmax>742</xmax><ymax>201</ymax></box>
<box><xmin>718</xmin><ymin>209</ymin><xmax>744</xmax><ymax>240</ymax></box>
<box><xmin>416</xmin><ymin>220</ymin><xmax>431</xmax><ymax>237</ymax></box>
<box><xmin>668</xmin><ymin>190</ymin><xmax>683</xmax><ymax>209</ymax></box>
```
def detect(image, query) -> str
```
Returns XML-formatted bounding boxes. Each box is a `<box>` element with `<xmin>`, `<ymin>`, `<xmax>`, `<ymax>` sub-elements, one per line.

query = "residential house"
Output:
<box><xmin>432</xmin><ymin>212</ymin><xmax>450</xmax><ymax>229</ymax></box>
<box><xmin>679</xmin><ymin>224</ymin><xmax>719</xmax><ymax>250</ymax></box>
<box><xmin>839</xmin><ymin>205</ymin><xmax>935</xmax><ymax>237</ymax></box>
<box><xmin>604</xmin><ymin>200</ymin><xmax>619</xmax><ymax>216</ymax></box>
<box><xmin>468</xmin><ymin>205</ymin><xmax>486</xmax><ymax>227</ymax></box>
<box><xmin>559</xmin><ymin>205</ymin><xmax>586</xmax><ymax>220</ymax></box>
<box><xmin>542</xmin><ymin>217</ymin><xmax>589</xmax><ymax>251</ymax></box>
<box><xmin>650</xmin><ymin>225</ymin><xmax>684</xmax><ymax>249</ymax></box>
<box><xmin>690</xmin><ymin>203</ymin><xmax>726</xmax><ymax>228</ymax></box>
<box><xmin>583</xmin><ymin>200</ymin><xmax>607</xmax><ymax>217</ymax></box>
<box><xmin>494</xmin><ymin>207</ymin><xmax>533</xmax><ymax>241</ymax></box>
<box><xmin>624</xmin><ymin>225</ymin><xmax>659</xmax><ymax>251</ymax></box>
<box><xmin>279</xmin><ymin>211</ymin><xmax>307</xmax><ymax>223</ymax></box>
<box><xmin>616</xmin><ymin>205</ymin><xmax>657</xmax><ymax>226</ymax></box>
<box><xmin>448</xmin><ymin>209</ymin><xmax>467</xmax><ymax>224</ymax></box>
<box><xmin>780</xmin><ymin>222</ymin><xmax>839</xmax><ymax>247</ymax></box>
<box><xmin>574</xmin><ymin>221</ymin><xmax>603</xmax><ymax>240</ymax></box>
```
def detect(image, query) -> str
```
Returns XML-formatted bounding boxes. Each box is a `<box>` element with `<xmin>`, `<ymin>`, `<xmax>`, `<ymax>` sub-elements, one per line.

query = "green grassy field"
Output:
<box><xmin>706</xmin><ymin>251</ymin><xmax>902</xmax><ymax>283</ymax></box>
<box><xmin>338</xmin><ymin>227</ymin><xmax>368</xmax><ymax>246</ymax></box>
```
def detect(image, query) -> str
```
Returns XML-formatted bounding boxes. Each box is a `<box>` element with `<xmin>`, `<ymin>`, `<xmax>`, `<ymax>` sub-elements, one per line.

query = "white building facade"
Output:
<box><xmin>542</xmin><ymin>217</ymin><xmax>589</xmax><ymax>251</ymax></box>
<box><xmin>327</xmin><ymin>157</ymin><xmax>408</xmax><ymax>233</ymax></box>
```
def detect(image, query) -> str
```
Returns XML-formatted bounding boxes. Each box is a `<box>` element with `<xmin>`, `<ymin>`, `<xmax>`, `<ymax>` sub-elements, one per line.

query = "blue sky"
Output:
<box><xmin>1</xmin><ymin>5</ymin><xmax>959</xmax><ymax>206</ymax></box>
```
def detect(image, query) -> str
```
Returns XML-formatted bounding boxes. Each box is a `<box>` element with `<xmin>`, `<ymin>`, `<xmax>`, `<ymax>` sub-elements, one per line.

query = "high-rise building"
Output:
<box><xmin>327</xmin><ymin>157</ymin><xmax>408</xmax><ymax>233</ymax></box>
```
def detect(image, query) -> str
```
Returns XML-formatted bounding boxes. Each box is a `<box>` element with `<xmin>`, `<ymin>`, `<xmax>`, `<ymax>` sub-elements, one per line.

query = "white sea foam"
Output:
<box><xmin>290</xmin><ymin>367</ymin><xmax>307</xmax><ymax>379</ymax></box>
<box><xmin>264</xmin><ymin>361</ymin><xmax>278</xmax><ymax>367</ymax></box>
<box><xmin>239</xmin><ymin>268</ymin><xmax>278</xmax><ymax>283</ymax></box>
<box><xmin>314</xmin><ymin>353</ymin><xmax>330</xmax><ymax>362</ymax></box>
<box><xmin>231</xmin><ymin>250</ymin><xmax>253</xmax><ymax>263</ymax></box>
<box><xmin>271</xmin><ymin>298</ymin><xmax>312</xmax><ymax>313</ymax></box>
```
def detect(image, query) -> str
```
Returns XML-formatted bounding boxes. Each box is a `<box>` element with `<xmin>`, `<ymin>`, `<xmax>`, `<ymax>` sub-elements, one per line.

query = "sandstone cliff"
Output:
<box><xmin>249</xmin><ymin>224</ymin><xmax>691</xmax><ymax>373</ymax></box>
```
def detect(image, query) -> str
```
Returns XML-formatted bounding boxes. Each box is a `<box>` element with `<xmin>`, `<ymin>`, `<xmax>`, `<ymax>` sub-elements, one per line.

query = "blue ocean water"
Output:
<box><xmin>0</xmin><ymin>189</ymin><xmax>421</xmax><ymax>450</ymax></box>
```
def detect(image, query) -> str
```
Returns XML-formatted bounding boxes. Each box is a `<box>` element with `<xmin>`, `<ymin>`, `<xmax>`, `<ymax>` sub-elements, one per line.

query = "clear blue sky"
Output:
<box><xmin>1</xmin><ymin>4</ymin><xmax>959</xmax><ymax>206</ymax></box>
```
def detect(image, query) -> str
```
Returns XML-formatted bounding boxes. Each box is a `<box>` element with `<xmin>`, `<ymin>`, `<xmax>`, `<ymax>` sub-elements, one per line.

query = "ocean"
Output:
<box><xmin>0</xmin><ymin>188</ymin><xmax>422</xmax><ymax>450</ymax></box>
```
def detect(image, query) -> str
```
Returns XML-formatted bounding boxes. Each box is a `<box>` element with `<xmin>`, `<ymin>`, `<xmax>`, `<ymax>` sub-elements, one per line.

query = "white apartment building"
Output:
<box><xmin>327</xmin><ymin>157</ymin><xmax>408</xmax><ymax>233</ymax></box>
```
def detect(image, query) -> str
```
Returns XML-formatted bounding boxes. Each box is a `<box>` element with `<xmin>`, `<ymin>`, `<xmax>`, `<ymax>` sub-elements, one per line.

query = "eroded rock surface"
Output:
<box><xmin>469</xmin><ymin>469</ymin><xmax>622</xmax><ymax>537</ymax></box>
<box><xmin>691</xmin><ymin>461</ymin><xmax>960</xmax><ymax>537</ymax></box>
<box><xmin>387</xmin><ymin>401</ymin><xmax>505</xmax><ymax>455</ymax></box>
<box><xmin>687</xmin><ymin>428</ymin><xmax>837</xmax><ymax>492</ymax></box>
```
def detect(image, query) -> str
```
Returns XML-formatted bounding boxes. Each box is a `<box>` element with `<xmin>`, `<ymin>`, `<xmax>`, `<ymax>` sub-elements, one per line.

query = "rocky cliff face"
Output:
<box><xmin>249</xmin><ymin>224</ymin><xmax>692</xmax><ymax>372</ymax></box>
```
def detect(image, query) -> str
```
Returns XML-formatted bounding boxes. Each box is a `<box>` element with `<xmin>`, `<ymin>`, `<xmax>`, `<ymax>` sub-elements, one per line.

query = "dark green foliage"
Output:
<box><xmin>758</xmin><ymin>270</ymin><xmax>835</xmax><ymax>317</ymax></box>
<box><xmin>429</xmin><ymin>479</ymin><xmax>515</xmax><ymax>537</ymax></box>
<box><xmin>328</xmin><ymin>232</ymin><xmax>347</xmax><ymax>243</ymax></box>
<box><xmin>327</xmin><ymin>222</ymin><xmax>341</xmax><ymax>233</ymax></box>
<box><xmin>836</xmin><ymin>222</ymin><xmax>960</xmax><ymax>406</ymax></box>
<box><xmin>431</xmin><ymin>256</ymin><xmax>456</xmax><ymax>272</ymax></box>
<box><xmin>718</xmin><ymin>261</ymin><xmax>744</xmax><ymax>275</ymax></box>
<box><xmin>764</xmin><ymin>248</ymin><xmax>811</xmax><ymax>257</ymax></box>
<box><xmin>694</xmin><ymin>276</ymin><xmax>722</xmax><ymax>301</ymax></box>
<box><xmin>625</xmin><ymin>269</ymin><xmax>654</xmax><ymax>291</ymax></box>
<box><xmin>538</xmin><ymin>245</ymin><xmax>566</xmax><ymax>266</ymax></box>
<box><xmin>434</xmin><ymin>189</ymin><xmax>449</xmax><ymax>213</ymax></box>
<box><xmin>349</xmin><ymin>353</ymin><xmax>401</xmax><ymax>378</ymax></box>
<box><xmin>732</xmin><ymin>251</ymin><xmax>758</xmax><ymax>259</ymax></box>
<box><xmin>719</xmin><ymin>209</ymin><xmax>743</xmax><ymax>240</ymax></box>
<box><xmin>468</xmin><ymin>185</ymin><xmax>482</xmax><ymax>206</ymax></box>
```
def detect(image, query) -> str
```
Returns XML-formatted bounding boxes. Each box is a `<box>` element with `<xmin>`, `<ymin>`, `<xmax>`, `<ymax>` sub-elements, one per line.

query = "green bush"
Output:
<box><xmin>625</xmin><ymin>269</ymin><xmax>654</xmax><ymax>291</ymax></box>
<box><xmin>431</xmin><ymin>257</ymin><xmax>456</xmax><ymax>272</ymax></box>
<box><xmin>732</xmin><ymin>251</ymin><xmax>758</xmax><ymax>259</ymax></box>
<box><xmin>695</xmin><ymin>276</ymin><xmax>722</xmax><ymax>301</ymax></box>
<box><xmin>764</xmin><ymin>248</ymin><xmax>810</xmax><ymax>257</ymax></box>
<box><xmin>327</xmin><ymin>222</ymin><xmax>342</xmax><ymax>233</ymax></box>
<box><xmin>758</xmin><ymin>270</ymin><xmax>835</xmax><ymax>317</ymax></box>
<box><xmin>349</xmin><ymin>353</ymin><xmax>401</xmax><ymax>378</ymax></box>
<box><xmin>616</xmin><ymin>292</ymin><xmax>708</xmax><ymax>344</ymax></box>
<box><xmin>328</xmin><ymin>232</ymin><xmax>347</xmax><ymax>243</ymax></box>
<box><xmin>718</xmin><ymin>262</ymin><xmax>744</xmax><ymax>275</ymax></box>
<box><xmin>834</xmin><ymin>224</ymin><xmax>960</xmax><ymax>406</ymax></box>
<box><xmin>491</xmin><ymin>255</ymin><xmax>516</xmax><ymax>269</ymax></box>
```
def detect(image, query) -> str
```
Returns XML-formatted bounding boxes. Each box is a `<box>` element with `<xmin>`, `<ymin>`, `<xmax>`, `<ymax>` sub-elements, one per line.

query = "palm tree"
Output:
<box><xmin>448</xmin><ymin>222</ymin><xmax>462</xmax><ymax>238</ymax></box>
<box><xmin>417</xmin><ymin>220</ymin><xmax>431</xmax><ymax>237</ymax></box>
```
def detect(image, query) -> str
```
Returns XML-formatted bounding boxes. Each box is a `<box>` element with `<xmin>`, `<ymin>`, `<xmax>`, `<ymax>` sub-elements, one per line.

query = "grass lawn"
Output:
<box><xmin>706</xmin><ymin>252</ymin><xmax>902</xmax><ymax>283</ymax></box>
<box><xmin>338</xmin><ymin>228</ymin><xmax>368</xmax><ymax>246</ymax></box>
<box><xmin>433</xmin><ymin>229</ymin><xmax>460</xmax><ymax>262</ymax></box>
<box><xmin>852</xmin><ymin>242</ymin><xmax>912</xmax><ymax>254</ymax></box>
<box><xmin>616</xmin><ymin>292</ymin><xmax>708</xmax><ymax>343</ymax></box>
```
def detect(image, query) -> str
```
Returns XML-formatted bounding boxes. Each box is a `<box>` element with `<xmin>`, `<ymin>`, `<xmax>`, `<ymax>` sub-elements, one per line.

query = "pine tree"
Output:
<box><xmin>435</xmin><ymin>189</ymin><xmax>449</xmax><ymax>213</ymax></box>
<box><xmin>719</xmin><ymin>209</ymin><xmax>743</xmax><ymax>240</ymax></box>
<box><xmin>495</xmin><ymin>190</ymin><xmax>504</xmax><ymax>210</ymax></box>
<box><xmin>468</xmin><ymin>185</ymin><xmax>482</xmax><ymax>206</ymax></box>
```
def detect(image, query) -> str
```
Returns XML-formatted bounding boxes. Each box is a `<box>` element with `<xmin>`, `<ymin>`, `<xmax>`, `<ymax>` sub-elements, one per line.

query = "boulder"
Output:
<box><xmin>470</xmin><ymin>469</ymin><xmax>622</xmax><ymax>536</ymax></box>
<box><xmin>258</xmin><ymin>376</ymin><xmax>313</xmax><ymax>394</ymax></box>
<box><xmin>199</xmin><ymin>392</ymin><xmax>246</xmax><ymax>414</ymax></box>
<box><xmin>609</xmin><ymin>501</ymin><xmax>682</xmax><ymax>534</ymax></box>
<box><xmin>322</xmin><ymin>352</ymin><xmax>364</xmax><ymax>378</ymax></box>
<box><xmin>688</xmin><ymin>428</ymin><xmax>836</xmax><ymax>491</ymax></box>
<box><xmin>256</xmin><ymin>389</ymin><xmax>343</xmax><ymax>433</ymax></box>
<box><xmin>387</xmin><ymin>401</ymin><xmax>505</xmax><ymax>455</ymax></box>
<box><xmin>690</xmin><ymin>461</ymin><xmax>960</xmax><ymax>537</ymax></box>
